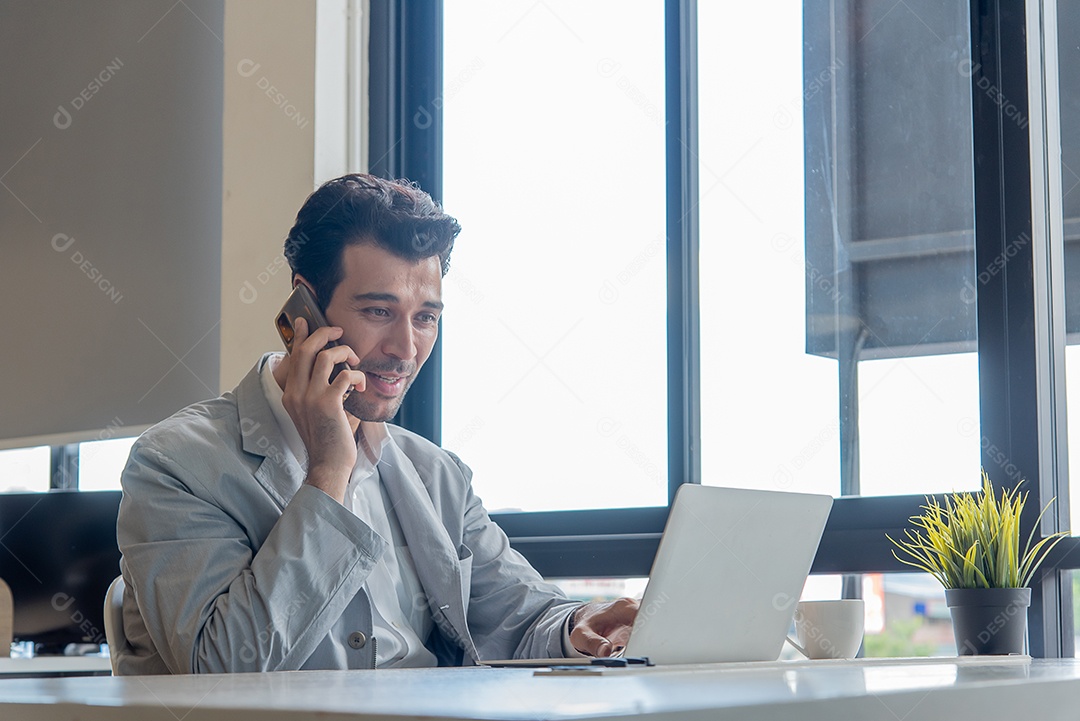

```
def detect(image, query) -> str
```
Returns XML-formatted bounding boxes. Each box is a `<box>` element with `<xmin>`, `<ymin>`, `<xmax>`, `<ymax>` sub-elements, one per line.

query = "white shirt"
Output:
<box><xmin>260</xmin><ymin>354</ymin><xmax>436</xmax><ymax>668</ymax></box>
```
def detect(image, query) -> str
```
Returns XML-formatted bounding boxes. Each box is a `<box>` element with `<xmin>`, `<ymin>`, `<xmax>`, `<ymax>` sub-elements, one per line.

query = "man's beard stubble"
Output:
<box><xmin>342</xmin><ymin>371</ymin><xmax>417</xmax><ymax>422</ymax></box>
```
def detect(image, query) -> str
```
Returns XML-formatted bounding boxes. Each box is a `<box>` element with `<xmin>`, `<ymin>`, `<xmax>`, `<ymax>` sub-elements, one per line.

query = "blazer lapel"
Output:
<box><xmin>234</xmin><ymin>353</ymin><xmax>306</xmax><ymax>510</ymax></box>
<box><xmin>379</xmin><ymin>437</ymin><xmax>478</xmax><ymax>662</ymax></box>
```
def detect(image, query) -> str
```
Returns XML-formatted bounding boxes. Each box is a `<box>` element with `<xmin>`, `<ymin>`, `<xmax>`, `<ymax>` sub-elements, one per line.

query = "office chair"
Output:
<box><xmin>103</xmin><ymin>575</ymin><xmax>125</xmax><ymax>675</ymax></box>
<box><xmin>0</xmin><ymin>578</ymin><xmax>11</xmax><ymax>658</ymax></box>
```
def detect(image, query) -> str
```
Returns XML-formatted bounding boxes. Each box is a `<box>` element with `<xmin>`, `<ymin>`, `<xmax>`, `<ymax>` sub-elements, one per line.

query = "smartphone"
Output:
<box><xmin>275</xmin><ymin>284</ymin><xmax>352</xmax><ymax>389</ymax></box>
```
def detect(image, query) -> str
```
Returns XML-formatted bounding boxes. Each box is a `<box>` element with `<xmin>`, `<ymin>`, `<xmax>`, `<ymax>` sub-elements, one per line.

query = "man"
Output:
<box><xmin>116</xmin><ymin>174</ymin><xmax>638</xmax><ymax>674</ymax></box>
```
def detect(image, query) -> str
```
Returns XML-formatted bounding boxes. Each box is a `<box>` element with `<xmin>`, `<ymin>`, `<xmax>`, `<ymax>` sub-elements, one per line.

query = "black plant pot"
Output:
<box><xmin>945</xmin><ymin>587</ymin><xmax>1031</xmax><ymax>656</ymax></box>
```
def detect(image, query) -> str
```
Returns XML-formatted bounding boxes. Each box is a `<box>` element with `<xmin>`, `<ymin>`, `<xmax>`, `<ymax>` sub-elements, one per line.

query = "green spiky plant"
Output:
<box><xmin>887</xmin><ymin>471</ymin><xmax>1067</xmax><ymax>589</ymax></box>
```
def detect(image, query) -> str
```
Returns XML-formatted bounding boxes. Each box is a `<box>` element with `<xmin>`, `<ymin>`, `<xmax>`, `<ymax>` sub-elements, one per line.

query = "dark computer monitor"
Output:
<box><xmin>0</xmin><ymin>490</ymin><xmax>121</xmax><ymax>650</ymax></box>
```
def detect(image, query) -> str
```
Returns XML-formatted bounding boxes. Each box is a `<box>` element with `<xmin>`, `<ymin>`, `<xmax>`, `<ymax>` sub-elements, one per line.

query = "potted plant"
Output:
<box><xmin>887</xmin><ymin>471</ymin><xmax>1067</xmax><ymax>655</ymax></box>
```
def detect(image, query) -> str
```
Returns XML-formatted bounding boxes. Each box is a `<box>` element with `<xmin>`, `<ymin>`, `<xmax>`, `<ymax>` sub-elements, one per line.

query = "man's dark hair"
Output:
<box><xmin>283</xmin><ymin>174</ymin><xmax>461</xmax><ymax>308</ymax></box>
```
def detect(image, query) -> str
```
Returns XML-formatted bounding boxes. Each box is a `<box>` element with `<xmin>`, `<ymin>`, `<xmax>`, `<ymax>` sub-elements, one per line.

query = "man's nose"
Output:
<box><xmin>382</xmin><ymin>318</ymin><xmax>417</xmax><ymax>360</ymax></box>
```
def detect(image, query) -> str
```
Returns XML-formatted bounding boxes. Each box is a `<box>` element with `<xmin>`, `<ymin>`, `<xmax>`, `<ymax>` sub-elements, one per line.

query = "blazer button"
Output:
<box><xmin>348</xmin><ymin>631</ymin><xmax>367</xmax><ymax>650</ymax></box>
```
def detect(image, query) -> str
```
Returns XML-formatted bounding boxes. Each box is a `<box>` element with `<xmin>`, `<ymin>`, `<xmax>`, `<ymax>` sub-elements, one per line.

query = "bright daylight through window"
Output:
<box><xmin>699</xmin><ymin>0</ymin><xmax>980</xmax><ymax>500</ymax></box>
<box><xmin>441</xmin><ymin>0</ymin><xmax>668</xmax><ymax>513</ymax></box>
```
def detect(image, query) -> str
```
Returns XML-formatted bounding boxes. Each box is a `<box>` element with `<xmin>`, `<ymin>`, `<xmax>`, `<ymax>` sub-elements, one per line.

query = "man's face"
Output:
<box><xmin>320</xmin><ymin>242</ymin><xmax>443</xmax><ymax>422</ymax></box>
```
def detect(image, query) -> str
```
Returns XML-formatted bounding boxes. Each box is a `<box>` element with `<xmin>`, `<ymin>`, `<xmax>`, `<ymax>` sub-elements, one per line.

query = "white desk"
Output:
<box><xmin>0</xmin><ymin>657</ymin><xmax>1076</xmax><ymax>720</ymax></box>
<box><xmin>0</xmin><ymin>656</ymin><xmax>111</xmax><ymax>678</ymax></box>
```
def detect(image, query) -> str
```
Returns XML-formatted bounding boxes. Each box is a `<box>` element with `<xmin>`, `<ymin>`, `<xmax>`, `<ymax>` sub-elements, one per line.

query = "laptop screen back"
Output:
<box><xmin>624</xmin><ymin>484</ymin><xmax>832</xmax><ymax>665</ymax></box>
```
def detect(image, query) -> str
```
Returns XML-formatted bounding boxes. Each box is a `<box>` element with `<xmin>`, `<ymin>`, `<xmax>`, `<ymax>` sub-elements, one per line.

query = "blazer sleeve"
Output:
<box><xmin>118</xmin><ymin>439</ymin><xmax>387</xmax><ymax>674</ymax></box>
<box><xmin>445</xmin><ymin>452</ymin><xmax>582</xmax><ymax>660</ymax></box>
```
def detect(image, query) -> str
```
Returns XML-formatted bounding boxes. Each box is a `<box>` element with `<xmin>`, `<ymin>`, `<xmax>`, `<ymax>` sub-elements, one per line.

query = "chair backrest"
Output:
<box><xmin>103</xmin><ymin>575</ymin><xmax>125</xmax><ymax>675</ymax></box>
<box><xmin>0</xmin><ymin>578</ymin><xmax>11</xmax><ymax>658</ymax></box>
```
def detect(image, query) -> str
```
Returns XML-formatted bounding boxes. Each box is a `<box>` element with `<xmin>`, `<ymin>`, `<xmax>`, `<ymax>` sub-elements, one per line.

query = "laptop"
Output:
<box><xmin>486</xmin><ymin>484</ymin><xmax>833</xmax><ymax>667</ymax></box>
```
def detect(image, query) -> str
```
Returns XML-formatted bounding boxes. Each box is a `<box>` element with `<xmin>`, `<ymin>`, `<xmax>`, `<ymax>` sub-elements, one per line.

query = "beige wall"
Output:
<box><xmin>220</xmin><ymin>0</ymin><xmax>357</xmax><ymax>390</ymax></box>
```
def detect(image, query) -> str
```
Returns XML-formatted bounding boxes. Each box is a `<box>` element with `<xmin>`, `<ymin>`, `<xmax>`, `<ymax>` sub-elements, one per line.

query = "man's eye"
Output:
<box><xmin>418</xmin><ymin>313</ymin><xmax>439</xmax><ymax>324</ymax></box>
<box><xmin>366</xmin><ymin>308</ymin><xmax>390</xmax><ymax>317</ymax></box>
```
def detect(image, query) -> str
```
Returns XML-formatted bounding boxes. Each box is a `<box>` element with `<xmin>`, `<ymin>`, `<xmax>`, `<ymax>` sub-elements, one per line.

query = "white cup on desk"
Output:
<box><xmin>786</xmin><ymin>599</ymin><xmax>865</xmax><ymax>660</ymax></box>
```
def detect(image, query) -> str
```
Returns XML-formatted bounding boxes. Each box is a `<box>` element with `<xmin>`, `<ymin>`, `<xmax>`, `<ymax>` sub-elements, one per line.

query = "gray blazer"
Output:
<box><xmin>115</xmin><ymin>353</ymin><xmax>578</xmax><ymax>675</ymax></box>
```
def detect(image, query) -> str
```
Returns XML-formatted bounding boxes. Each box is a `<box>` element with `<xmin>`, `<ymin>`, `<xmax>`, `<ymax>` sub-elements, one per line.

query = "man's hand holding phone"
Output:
<box><xmin>280</xmin><ymin>316</ymin><xmax>366</xmax><ymax>503</ymax></box>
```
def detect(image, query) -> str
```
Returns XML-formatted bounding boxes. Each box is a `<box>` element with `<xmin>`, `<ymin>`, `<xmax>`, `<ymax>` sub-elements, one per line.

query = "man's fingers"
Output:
<box><xmin>287</xmin><ymin>318</ymin><xmax>343</xmax><ymax>392</ymax></box>
<box><xmin>334</xmin><ymin>369</ymin><xmax>367</xmax><ymax>394</ymax></box>
<box><xmin>607</xmin><ymin>624</ymin><xmax>632</xmax><ymax>649</ymax></box>
<box><xmin>571</xmin><ymin>626</ymin><xmax>614</xmax><ymax>657</ymax></box>
<box><xmin>298</xmin><ymin>324</ymin><xmax>345</xmax><ymax>357</ymax></box>
<box><xmin>587</xmin><ymin>597</ymin><xmax>640</xmax><ymax>631</ymax></box>
<box><xmin>569</xmin><ymin>597</ymin><xmax>640</xmax><ymax>657</ymax></box>
<box><xmin>282</xmin><ymin>318</ymin><xmax>362</xmax><ymax>425</ymax></box>
<box><xmin>312</xmin><ymin>345</ymin><xmax>358</xmax><ymax>385</ymax></box>
<box><xmin>290</xmin><ymin>317</ymin><xmax>344</xmax><ymax>368</ymax></box>
<box><xmin>291</xmin><ymin>315</ymin><xmax>309</xmax><ymax>346</ymax></box>
<box><xmin>611</xmin><ymin>597</ymin><xmax>640</xmax><ymax>622</ymax></box>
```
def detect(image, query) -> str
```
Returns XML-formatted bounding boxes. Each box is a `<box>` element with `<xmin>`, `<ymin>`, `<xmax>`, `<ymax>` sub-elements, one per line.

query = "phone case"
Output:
<box><xmin>275</xmin><ymin>284</ymin><xmax>350</xmax><ymax>387</ymax></box>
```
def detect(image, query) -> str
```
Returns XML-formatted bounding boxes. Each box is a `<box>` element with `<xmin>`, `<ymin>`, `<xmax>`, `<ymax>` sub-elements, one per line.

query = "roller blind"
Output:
<box><xmin>0</xmin><ymin>0</ymin><xmax>223</xmax><ymax>448</ymax></box>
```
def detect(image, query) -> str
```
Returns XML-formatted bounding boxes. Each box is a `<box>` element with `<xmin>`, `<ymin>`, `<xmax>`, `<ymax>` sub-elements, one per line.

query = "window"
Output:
<box><xmin>802</xmin><ymin>573</ymin><xmax>953</xmax><ymax>658</ymax></box>
<box><xmin>440</xmin><ymin>0</ymin><xmax>668</xmax><ymax>513</ymax></box>
<box><xmin>372</xmin><ymin>0</ymin><xmax>1080</xmax><ymax>656</ymax></box>
<box><xmin>0</xmin><ymin>446</ymin><xmax>50</xmax><ymax>492</ymax></box>
<box><xmin>78</xmin><ymin>437</ymin><xmax>136</xmax><ymax>491</ymax></box>
<box><xmin>550</xmin><ymin>578</ymin><xmax>649</xmax><ymax>604</ymax></box>
<box><xmin>697</xmin><ymin>0</ymin><xmax>980</xmax><ymax>499</ymax></box>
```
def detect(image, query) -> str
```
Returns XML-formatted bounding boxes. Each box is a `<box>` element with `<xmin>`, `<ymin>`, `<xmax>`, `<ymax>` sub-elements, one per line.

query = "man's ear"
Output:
<box><xmin>293</xmin><ymin>274</ymin><xmax>318</xmax><ymax>300</ymax></box>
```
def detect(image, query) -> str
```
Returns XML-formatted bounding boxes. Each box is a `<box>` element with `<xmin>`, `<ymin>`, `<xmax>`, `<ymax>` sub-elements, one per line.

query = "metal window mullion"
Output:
<box><xmin>1030</xmin><ymin>0</ymin><xmax>1068</xmax><ymax>531</ymax></box>
<box><xmin>50</xmin><ymin>444</ymin><xmax>79</xmax><ymax>489</ymax></box>
<box><xmin>665</xmin><ymin>0</ymin><xmax>700</xmax><ymax>502</ymax></box>
<box><xmin>829</xmin><ymin>0</ymin><xmax>864</xmax><ymax>602</ymax></box>
<box><xmin>828</xmin><ymin>0</ymin><xmax>860</xmax><ymax>501</ymax></box>
<box><xmin>1030</xmin><ymin>0</ymin><xmax>1071</xmax><ymax>657</ymax></box>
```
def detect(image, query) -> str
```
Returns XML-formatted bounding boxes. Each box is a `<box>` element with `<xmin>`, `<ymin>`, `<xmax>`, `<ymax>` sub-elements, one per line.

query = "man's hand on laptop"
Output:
<box><xmin>569</xmin><ymin>597</ymin><xmax>639</xmax><ymax>657</ymax></box>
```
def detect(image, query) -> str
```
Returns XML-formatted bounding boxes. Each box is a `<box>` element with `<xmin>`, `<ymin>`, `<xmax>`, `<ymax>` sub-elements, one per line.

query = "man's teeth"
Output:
<box><xmin>374</xmin><ymin>375</ymin><xmax>401</xmax><ymax>383</ymax></box>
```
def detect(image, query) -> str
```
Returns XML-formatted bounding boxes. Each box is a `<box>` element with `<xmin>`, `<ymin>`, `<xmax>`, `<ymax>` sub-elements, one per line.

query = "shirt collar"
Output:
<box><xmin>357</xmin><ymin>418</ymin><xmax>391</xmax><ymax>465</ymax></box>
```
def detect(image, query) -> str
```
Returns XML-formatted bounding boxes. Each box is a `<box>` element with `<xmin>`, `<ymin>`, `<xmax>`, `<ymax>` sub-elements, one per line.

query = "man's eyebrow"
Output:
<box><xmin>351</xmin><ymin>292</ymin><xmax>398</xmax><ymax>303</ymax></box>
<box><xmin>351</xmin><ymin>292</ymin><xmax>443</xmax><ymax>311</ymax></box>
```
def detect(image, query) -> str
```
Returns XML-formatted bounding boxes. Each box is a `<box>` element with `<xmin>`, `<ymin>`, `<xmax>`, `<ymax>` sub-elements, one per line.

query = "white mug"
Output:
<box><xmin>786</xmin><ymin>599</ymin><xmax>865</xmax><ymax>660</ymax></box>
